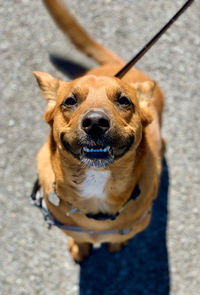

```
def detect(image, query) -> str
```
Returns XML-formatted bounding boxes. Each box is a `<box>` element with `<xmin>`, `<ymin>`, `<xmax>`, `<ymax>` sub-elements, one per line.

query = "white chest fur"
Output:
<box><xmin>79</xmin><ymin>169</ymin><xmax>110</xmax><ymax>200</ymax></box>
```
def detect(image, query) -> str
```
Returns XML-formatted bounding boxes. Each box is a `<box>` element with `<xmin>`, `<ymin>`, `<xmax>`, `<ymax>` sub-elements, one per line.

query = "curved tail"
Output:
<box><xmin>43</xmin><ymin>0</ymin><xmax>124</xmax><ymax>65</ymax></box>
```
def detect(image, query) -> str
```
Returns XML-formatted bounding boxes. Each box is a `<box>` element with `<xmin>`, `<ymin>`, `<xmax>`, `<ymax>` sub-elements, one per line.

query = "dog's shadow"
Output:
<box><xmin>79</xmin><ymin>158</ymin><xmax>169</xmax><ymax>295</ymax></box>
<box><xmin>49</xmin><ymin>54</ymin><xmax>90</xmax><ymax>79</ymax></box>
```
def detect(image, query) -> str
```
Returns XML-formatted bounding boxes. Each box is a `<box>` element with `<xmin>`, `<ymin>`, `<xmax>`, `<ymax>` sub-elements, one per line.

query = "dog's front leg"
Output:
<box><xmin>68</xmin><ymin>238</ymin><xmax>92</xmax><ymax>262</ymax></box>
<box><xmin>106</xmin><ymin>241</ymin><xmax>129</xmax><ymax>253</ymax></box>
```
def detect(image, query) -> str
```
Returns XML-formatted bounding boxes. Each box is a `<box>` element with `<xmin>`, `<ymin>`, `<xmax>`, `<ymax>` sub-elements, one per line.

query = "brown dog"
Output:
<box><xmin>33</xmin><ymin>0</ymin><xmax>164</xmax><ymax>262</ymax></box>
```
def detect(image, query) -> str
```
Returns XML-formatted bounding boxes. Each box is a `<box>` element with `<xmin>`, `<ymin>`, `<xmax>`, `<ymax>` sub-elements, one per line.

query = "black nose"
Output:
<box><xmin>82</xmin><ymin>111</ymin><xmax>110</xmax><ymax>134</ymax></box>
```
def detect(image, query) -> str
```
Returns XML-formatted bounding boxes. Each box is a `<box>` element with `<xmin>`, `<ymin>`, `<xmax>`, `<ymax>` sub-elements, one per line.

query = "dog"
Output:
<box><xmin>33</xmin><ymin>0</ymin><xmax>164</xmax><ymax>262</ymax></box>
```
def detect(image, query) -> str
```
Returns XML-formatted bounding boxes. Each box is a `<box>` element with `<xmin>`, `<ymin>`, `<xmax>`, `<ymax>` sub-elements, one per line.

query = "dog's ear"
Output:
<box><xmin>132</xmin><ymin>81</ymin><xmax>156</xmax><ymax>127</ymax></box>
<box><xmin>133</xmin><ymin>81</ymin><xmax>156</xmax><ymax>101</ymax></box>
<box><xmin>33</xmin><ymin>71</ymin><xmax>59</xmax><ymax>123</ymax></box>
<box><xmin>33</xmin><ymin>71</ymin><xmax>59</xmax><ymax>101</ymax></box>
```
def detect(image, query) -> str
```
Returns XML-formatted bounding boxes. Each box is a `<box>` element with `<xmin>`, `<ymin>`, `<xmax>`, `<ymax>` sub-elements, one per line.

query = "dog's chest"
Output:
<box><xmin>79</xmin><ymin>169</ymin><xmax>110</xmax><ymax>200</ymax></box>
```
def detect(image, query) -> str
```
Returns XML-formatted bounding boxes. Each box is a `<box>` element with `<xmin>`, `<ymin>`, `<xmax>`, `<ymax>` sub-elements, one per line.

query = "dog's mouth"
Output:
<box><xmin>82</xmin><ymin>145</ymin><xmax>110</xmax><ymax>158</ymax></box>
<box><xmin>60</xmin><ymin>133</ymin><xmax>134</xmax><ymax>168</ymax></box>
<box><xmin>80</xmin><ymin>145</ymin><xmax>114</xmax><ymax>168</ymax></box>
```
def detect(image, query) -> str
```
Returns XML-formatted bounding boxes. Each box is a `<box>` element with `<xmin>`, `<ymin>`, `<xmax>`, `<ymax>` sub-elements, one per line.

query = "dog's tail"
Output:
<box><xmin>43</xmin><ymin>0</ymin><xmax>124</xmax><ymax>65</ymax></box>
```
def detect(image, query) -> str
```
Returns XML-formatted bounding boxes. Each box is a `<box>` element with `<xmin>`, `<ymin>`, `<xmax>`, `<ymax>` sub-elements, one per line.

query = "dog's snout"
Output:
<box><xmin>82</xmin><ymin>111</ymin><xmax>110</xmax><ymax>134</ymax></box>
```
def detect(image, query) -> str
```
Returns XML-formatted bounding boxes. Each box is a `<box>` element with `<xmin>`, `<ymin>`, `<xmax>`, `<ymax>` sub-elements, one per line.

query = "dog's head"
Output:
<box><xmin>34</xmin><ymin>72</ymin><xmax>155</xmax><ymax>168</ymax></box>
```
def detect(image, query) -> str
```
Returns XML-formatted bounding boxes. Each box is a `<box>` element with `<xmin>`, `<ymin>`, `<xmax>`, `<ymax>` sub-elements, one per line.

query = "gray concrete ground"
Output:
<box><xmin>0</xmin><ymin>0</ymin><xmax>199</xmax><ymax>294</ymax></box>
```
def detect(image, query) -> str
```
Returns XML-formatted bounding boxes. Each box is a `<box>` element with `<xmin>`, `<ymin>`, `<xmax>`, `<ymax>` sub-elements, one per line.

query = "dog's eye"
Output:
<box><xmin>62</xmin><ymin>97</ymin><xmax>77</xmax><ymax>107</ymax></box>
<box><xmin>117</xmin><ymin>96</ymin><xmax>132</xmax><ymax>106</ymax></box>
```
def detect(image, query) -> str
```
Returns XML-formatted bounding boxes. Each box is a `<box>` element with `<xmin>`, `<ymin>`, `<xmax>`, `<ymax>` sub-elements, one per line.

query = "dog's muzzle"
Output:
<box><xmin>60</xmin><ymin>110</ymin><xmax>134</xmax><ymax>168</ymax></box>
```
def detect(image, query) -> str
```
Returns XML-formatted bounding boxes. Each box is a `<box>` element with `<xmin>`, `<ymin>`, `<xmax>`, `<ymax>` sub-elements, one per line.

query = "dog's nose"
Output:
<box><xmin>82</xmin><ymin>111</ymin><xmax>110</xmax><ymax>134</ymax></box>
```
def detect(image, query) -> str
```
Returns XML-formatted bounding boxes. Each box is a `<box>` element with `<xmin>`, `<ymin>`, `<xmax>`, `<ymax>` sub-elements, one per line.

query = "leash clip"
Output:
<box><xmin>40</xmin><ymin>207</ymin><xmax>54</xmax><ymax>230</ymax></box>
<box><xmin>47</xmin><ymin>219</ymin><xmax>54</xmax><ymax>230</ymax></box>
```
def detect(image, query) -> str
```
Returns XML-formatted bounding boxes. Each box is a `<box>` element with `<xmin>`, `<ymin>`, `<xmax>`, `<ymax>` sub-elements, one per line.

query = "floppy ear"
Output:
<box><xmin>33</xmin><ymin>71</ymin><xmax>59</xmax><ymax>123</ymax></box>
<box><xmin>132</xmin><ymin>81</ymin><xmax>156</xmax><ymax>127</ymax></box>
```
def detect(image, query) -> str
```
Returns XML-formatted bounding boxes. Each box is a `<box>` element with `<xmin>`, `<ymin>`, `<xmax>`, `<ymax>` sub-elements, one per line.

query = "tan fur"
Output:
<box><xmin>34</xmin><ymin>0</ymin><xmax>165</xmax><ymax>262</ymax></box>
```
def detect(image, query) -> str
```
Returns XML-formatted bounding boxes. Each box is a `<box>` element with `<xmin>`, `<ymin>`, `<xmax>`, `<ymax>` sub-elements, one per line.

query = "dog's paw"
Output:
<box><xmin>68</xmin><ymin>238</ymin><xmax>92</xmax><ymax>262</ymax></box>
<box><xmin>106</xmin><ymin>241</ymin><xmax>128</xmax><ymax>253</ymax></box>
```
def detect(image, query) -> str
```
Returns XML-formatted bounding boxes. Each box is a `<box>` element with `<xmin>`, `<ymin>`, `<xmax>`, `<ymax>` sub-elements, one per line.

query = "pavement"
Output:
<box><xmin>0</xmin><ymin>0</ymin><xmax>199</xmax><ymax>294</ymax></box>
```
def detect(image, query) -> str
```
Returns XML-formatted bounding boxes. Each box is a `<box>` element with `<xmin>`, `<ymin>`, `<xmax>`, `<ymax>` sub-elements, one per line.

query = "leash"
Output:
<box><xmin>30</xmin><ymin>178</ymin><xmax>149</xmax><ymax>235</ymax></box>
<box><xmin>115</xmin><ymin>0</ymin><xmax>194</xmax><ymax>79</ymax></box>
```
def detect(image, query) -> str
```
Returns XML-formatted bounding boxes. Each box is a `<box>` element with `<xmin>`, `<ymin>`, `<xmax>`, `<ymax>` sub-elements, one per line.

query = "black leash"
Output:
<box><xmin>115</xmin><ymin>0</ymin><xmax>194</xmax><ymax>79</ymax></box>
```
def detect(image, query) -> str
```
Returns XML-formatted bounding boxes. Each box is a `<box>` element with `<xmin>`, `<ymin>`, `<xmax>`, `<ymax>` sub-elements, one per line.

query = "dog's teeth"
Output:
<box><xmin>104</xmin><ymin>146</ymin><xmax>110</xmax><ymax>152</ymax></box>
<box><xmin>83</xmin><ymin>146</ymin><xmax>110</xmax><ymax>153</ymax></box>
<box><xmin>83</xmin><ymin>147</ymin><xmax>89</xmax><ymax>152</ymax></box>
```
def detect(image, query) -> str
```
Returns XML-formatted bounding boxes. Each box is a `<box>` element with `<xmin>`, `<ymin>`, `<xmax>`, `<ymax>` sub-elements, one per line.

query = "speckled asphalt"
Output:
<box><xmin>0</xmin><ymin>1</ymin><xmax>199</xmax><ymax>294</ymax></box>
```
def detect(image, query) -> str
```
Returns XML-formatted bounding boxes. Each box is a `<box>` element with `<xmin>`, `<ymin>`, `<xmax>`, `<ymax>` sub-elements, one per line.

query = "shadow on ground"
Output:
<box><xmin>79</xmin><ymin>159</ymin><xmax>169</xmax><ymax>295</ymax></box>
<box><xmin>49</xmin><ymin>54</ymin><xmax>89</xmax><ymax>79</ymax></box>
